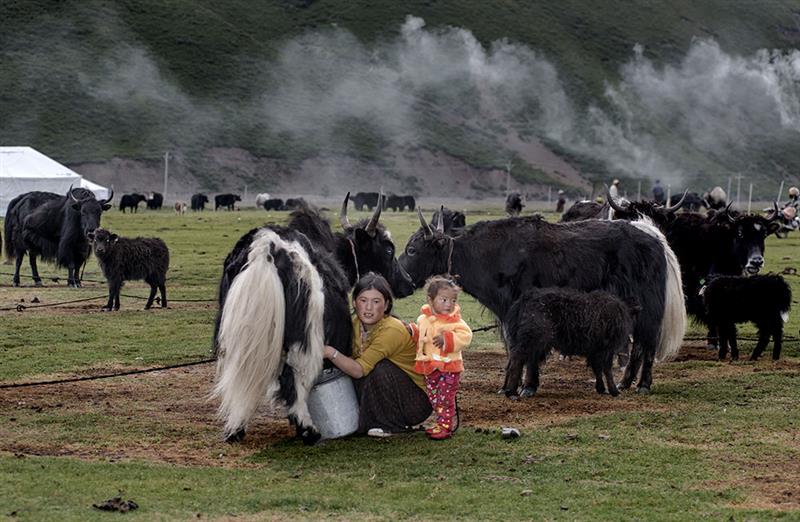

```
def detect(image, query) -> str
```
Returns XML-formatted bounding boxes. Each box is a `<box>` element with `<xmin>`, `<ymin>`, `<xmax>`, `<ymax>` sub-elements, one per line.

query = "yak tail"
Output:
<box><xmin>631</xmin><ymin>218</ymin><xmax>686</xmax><ymax>362</ymax></box>
<box><xmin>3</xmin><ymin>214</ymin><xmax>12</xmax><ymax>262</ymax></box>
<box><xmin>211</xmin><ymin>229</ymin><xmax>325</xmax><ymax>439</ymax></box>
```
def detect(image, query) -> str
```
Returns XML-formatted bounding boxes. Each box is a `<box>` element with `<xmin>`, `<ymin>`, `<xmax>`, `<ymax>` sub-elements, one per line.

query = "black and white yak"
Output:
<box><xmin>4</xmin><ymin>187</ymin><xmax>113</xmax><ymax>287</ymax></box>
<box><xmin>400</xmin><ymin>212</ymin><xmax>686</xmax><ymax>394</ymax></box>
<box><xmin>211</xmin><ymin>194</ymin><xmax>415</xmax><ymax>444</ymax></box>
<box><xmin>503</xmin><ymin>287</ymin><xmax>635</xmax><ymax>398</ymax></box>
<box><xmin>703</xmin><ymin>274</ymin><xmax>791</xmax><ymax>361</ymax></box>
<box><xmin>89</xmin><ymin>228</ymin><xmax>170</xmax><ymax>311</ymax></box>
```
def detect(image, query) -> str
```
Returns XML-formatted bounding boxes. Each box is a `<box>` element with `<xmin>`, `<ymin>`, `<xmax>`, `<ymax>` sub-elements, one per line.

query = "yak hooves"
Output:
<box><xmin>519</xmin><ymin>387</ymin><xmax>536</xmax><ymax>398</ymax></box>
<box><xmin>635</xmin><ymin>386</ymin><xmax>650</xmax><ymax>395</ymax></box>
<box><xmin>607</xmin><ymin>387</ymin><xmax>620</xmax><ymax>397</ymax></box>
<box><xmin>300</xmin><ymin>427</ymin><xmax>322</xmax><ymax>446</ymax></box>
<box><xmin>34</xmin><ymin>281</ymin><xmax>42</xmax><ymax>287</ymax></box>
<box><xmin>225</xmin><ymin>428</ymin><xmax>246</xmax><ymax>443</ymax></box>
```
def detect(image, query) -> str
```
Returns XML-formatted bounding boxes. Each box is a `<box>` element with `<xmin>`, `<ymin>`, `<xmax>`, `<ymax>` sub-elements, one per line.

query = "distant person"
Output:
<box><xmin>609</xmin><ymin>179</ymin><xmax>620</xmax><ymax>200</ymax></box>
<box><xmin>556</xmin><ymin>190</ymin><xmax>566</xmax><ymax>213</ymax></box>
<box><xmin>652</xmin><ymin>179</ymin><xmax>665</xmax><ymax>205</ymax></box>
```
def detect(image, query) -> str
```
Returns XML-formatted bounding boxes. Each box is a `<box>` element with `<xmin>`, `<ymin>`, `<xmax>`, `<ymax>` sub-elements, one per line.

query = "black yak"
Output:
<box><xmin>505</xmin><ymin>192</ymin><xmax>524</xmax><ymax>216</ymax></box>
<box><xmin>400</xmin><ymin>212</ymin><xmax>685</xmax><ymax>394</ymax></box>
<box><xmin>119</xmin><ymin>193</ymin><xmax>147</xmax><ymax>213</ymax></box>
<box><xmin>214</xmin><ymin>193</ymin><xmax>241</xmax><ymax>211</ymax></box>
<box><xmin>89</xmin><ymin>228</ymin><xmax>169</xmax><ymax>311</ymax></box>
<box><xmin>146</xmin><ymin>192</ymin><xmax>164</xmax><ymax>210</ymax></box>
<box><xmin>212</xmin><ymin>193</ymin><xmax>415</xmax><ymax>445</ymax></box>
<box><xmin>503</xmin><ymin>288</ymin><xmax>635</xmax><ymax>398</ymax></box>
<box><xmin>703</xmin><ymin>274</ymin><xmax>791</xmax><ymax>361</ymax></box>
<box><xmin>4</xmin><ymin>187</ymin><xmax>113</xmax><ymax>287</ymax></box>
<box><xmin>191</xmin><ymin>193</ymin><xmax>209</xmax><ymax>211</ymax></box>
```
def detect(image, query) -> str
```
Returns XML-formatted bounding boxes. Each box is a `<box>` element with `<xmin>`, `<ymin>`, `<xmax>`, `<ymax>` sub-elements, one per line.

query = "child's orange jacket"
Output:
<box><xmin>409</xmin><ymin>303</ymin><xmax>472</xmax><ymax>375</ymax></box>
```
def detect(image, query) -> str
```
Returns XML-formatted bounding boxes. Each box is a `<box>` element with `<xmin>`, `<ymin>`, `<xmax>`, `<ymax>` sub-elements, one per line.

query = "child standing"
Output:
<box><xmin>410</xmin><ymin>276</ymin><xmax>473</xmax><ymax>440</ymax></box>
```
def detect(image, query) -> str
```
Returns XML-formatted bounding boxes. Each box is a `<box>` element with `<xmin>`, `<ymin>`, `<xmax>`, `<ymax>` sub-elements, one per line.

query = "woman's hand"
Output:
<box><xmin>323</xmin><ymin>345</ymin><xmax>338</xmax><ymax>359</ymax></box>
<box><xmin>432</xmin><ymin>334</ymin><xmax>444</xmax><ymax>348</ymax></box>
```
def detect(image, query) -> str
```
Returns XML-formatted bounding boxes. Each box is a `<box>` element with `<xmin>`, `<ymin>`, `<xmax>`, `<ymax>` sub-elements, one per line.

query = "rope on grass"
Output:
<box><xmin>0</xmin><ymin>358</ymin><xmax>216</xmax><ymax>389</ymax></box>
<box><xmin>0</xmin><ymin>294</ymin><xmax>108</xmax><ymax>311</ymax></box>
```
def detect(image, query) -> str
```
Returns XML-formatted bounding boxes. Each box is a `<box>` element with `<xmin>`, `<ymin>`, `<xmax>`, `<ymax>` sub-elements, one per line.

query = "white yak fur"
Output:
<box><xmin>212</xmin><ymin>229</ymin><xmax>325</xmax><ymax>438</ymax></box>
<box><xmin>631</xmin><ymin>218</ymin><xmax>687</xmax><ymax>362</ymax></box>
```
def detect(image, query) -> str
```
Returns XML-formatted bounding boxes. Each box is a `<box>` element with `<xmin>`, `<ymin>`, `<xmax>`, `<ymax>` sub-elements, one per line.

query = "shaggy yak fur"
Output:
<box><xmin>90</xmin><ymin>228</ymin><xmax>169</xmax><ymax>311</ymax></box>
<box><xmin>4</xmin><ymin>187</ymin><xmax>113</xmax><ymax>287</ymax></box>
<box><xmin>400</xmin><ymin>213</ymin><xmax>685</xmax><ymax>394</ymax></box>
<box><xmin>703</xmin><ymin>274</ymin><xmax>791</xmax><ymax>361</ymax></box>
<box><xmin>503</xmin><ymin>287</ymin><xmax>634</xmax><ymax>397</ymax></box>
<box><xmin>119</xmin><ymin>193</ymin><xmax>147</xmax><ymax>213</ymax></box>
<box><xmin>212</xmin><ymin>194</ymin><xmax>414</xmax><ymax>445</ymax></box>
<box><xmin>505</xmin><ymin>192</ymin><xmax>524</xmax><ymax>216</ymax></box>
<box><xmin>190</xmin><ymin>193</ymin><xmax>209</xmax><ymax>211</ymax></box>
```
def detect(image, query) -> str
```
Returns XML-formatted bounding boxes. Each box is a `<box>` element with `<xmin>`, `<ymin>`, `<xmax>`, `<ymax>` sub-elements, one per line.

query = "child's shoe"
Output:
<box><xmin>427</xmin><ymin>426</ymin><xmax>452</xmax><ymax>440</ymax></box>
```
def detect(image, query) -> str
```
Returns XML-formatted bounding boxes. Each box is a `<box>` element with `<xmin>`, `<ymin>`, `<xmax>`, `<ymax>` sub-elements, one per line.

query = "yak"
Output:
<box><xmin>215</xmin><ymin>193</ymin><xmax>241</xmax><ymax>211</ymax></box>
<box><xmin>191</xmin><ymin>193</ymin><xmax>209</xmax><ymax>211</ymax></box>
<box><xmin>505</xmin><ymin>192</ymin><xmax>524</xmax><ymax>216</ymax></box>
<box><xmin>212</xmin><ymin>193</ymin><xmax>415</xmax><ymax>445</ymax></box>
<box><xmin>400</xmin><ymin>211</ymin><xmax>685</xmax><ymax>394</ymax></box>
<box><xmin>90</xmin><ymin>228</ymin><xmax>169</xmax><ymax>311</ymax></box>
<box><xmin>4</xmin><ymin>187</ymin><xmax>113</xmax><ymax>287</ymax></box>
<box><xmin>667</xmin><ymin>206</ymin><xmax>781</xmax><ymax>347</ymax></box>
<box><xmin>119</xmin><ymin>193</ymin><xmax>147</xmax><ymax>213</ymax></box>
<box><xmin>504</xmin><ymin>287</ymin><xmax>635</xmax><ymax>398</ymax></box>
<box><xmin>703</xmin><ymin>274</ymin><xmax>791</xmax><ymax>361</ymax></box>
<box><xmin>352</xmin><ymin>192</ymin><xmax>380</xmax><ymax>211</ymax></box>
<box><xmin>146</xmin><ymin>192</ymin><xmax>164</xmax><ymax>210</ymax></box>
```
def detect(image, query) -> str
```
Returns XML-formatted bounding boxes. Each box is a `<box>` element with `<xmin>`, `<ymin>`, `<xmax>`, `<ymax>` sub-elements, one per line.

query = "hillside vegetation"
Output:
<box><xmin>2</xmin><ymin>1</ymin><xmax>800</xmax><ymax>196</ymax></box>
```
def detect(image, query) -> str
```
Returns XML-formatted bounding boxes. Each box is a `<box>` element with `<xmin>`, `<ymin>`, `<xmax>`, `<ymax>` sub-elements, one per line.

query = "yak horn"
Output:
<box><xmin>664</xmin><ymin>189</ymin><xmax>688</xmax><ymax>212</ymax></box>
<box><xmin>365</xmin><ymin>189</ymin><xmax>383</xmax><ymax>237</ymax></box>
<box><xmin>435</xmin><ymin>205</ymin><xmax>445</xmax><ymax>233</ymax></box>
<box><xmin>340</xmin><ymin>192</ymin><xmax>352</xmax><ymax>230</ymax></box>
<box><xmin>768</xmin><ymin>201</ymin><xmax>781</xmax><ymax>222</ymax></box>
<box><xmin>417</xmin><ymin>207</ymin><xmax>433</xmax><ymax>239</ymax></box>
<box><xmin>100</xmin><ymin>187</ymin><xmax>114</xmax><ymax>206</ymax></box>
<box><xmin>67</xmin><ymin>184</ymin><xmax>78</xmax><ymax>203</ymax></box>
<box><xmin>605</xmin><ymin>185</ymin><xmax>627</xmax><ymax>213</ymax></box>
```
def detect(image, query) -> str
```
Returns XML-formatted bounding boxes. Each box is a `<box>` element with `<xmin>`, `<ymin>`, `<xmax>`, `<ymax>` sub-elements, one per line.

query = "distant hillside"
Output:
<box><xmin>3</xmin><ymin>1</ymin><xmax>800</xmax><ymax>199</ymax></box>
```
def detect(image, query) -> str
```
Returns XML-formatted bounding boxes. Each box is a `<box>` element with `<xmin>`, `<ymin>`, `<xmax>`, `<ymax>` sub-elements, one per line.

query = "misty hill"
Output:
<box><xmin>3</xmin><ymin>1</ymin><xmax>800</xmax><ymax>199</ymax></box>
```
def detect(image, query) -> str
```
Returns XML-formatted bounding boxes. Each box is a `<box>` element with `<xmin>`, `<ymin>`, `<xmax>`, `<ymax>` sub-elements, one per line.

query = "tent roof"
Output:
<box><xmin>0</xmin><ymin>146</ymin><xmax>82</xmax><ymax>180</ymax></box>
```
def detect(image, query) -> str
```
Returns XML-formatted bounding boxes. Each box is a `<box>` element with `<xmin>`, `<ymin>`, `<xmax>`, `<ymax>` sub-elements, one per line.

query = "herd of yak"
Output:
<box><xmin>1</xmin><ymin>185</ymin><xmax>792</xmax><ymax>444</ymax></box>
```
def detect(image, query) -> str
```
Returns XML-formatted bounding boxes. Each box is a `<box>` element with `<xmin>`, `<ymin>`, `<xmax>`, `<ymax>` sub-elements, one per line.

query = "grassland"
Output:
<box><xmin>1</xmin><ymin>205</ymin><xmax>800</xmax><ymax>520</ymax></box>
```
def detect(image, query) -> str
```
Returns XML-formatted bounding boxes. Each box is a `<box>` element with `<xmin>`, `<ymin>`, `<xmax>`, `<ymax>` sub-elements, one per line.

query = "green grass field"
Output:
<box><xmin>1</xmin><ymin>205</ymin><xmax>800</xmax><ymax>520</ymax></box>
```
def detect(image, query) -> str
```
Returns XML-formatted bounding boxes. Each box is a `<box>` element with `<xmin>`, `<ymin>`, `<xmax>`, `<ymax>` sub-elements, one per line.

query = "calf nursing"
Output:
<box><xmin>502</xmin><ymin>287</ymin><xmax>634</xmax><ymax>398</ymax></box>
<box><xmin>90</xmin><ymin>228</ymin><xmax>169</xmax><ymax>311</ymax></box>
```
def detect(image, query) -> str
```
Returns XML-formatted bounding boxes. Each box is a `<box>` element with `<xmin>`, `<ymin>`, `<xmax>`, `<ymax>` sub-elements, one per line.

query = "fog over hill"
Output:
<box><xmin>4</xmin><ymin>9</ymin><xmax>800</xmax><ymax>196</ymax></box>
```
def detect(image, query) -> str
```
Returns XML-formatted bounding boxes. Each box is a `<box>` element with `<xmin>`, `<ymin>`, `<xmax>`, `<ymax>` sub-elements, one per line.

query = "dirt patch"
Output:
<box><xmin>2</xmin><ymin>347</ymin><xmax>800</xmax><ymax>511</ymax></box>
<box><xmin>0</xmin><ymin>347</ymin><xmax>732</xmax><ymax>466</ymax></box>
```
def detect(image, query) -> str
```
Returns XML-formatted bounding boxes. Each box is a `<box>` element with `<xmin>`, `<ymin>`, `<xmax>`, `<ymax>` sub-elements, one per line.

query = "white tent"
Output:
<box><xmin>0</xmin><ymin>147</ymin><xmax>110</xmax><ymax>216</ymax></box>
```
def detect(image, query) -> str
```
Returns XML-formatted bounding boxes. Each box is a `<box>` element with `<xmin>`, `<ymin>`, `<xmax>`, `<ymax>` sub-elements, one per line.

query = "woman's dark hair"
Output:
<box><xmin>352</xmin><ymin>272</ymin><xmax>394</xmax><ymax>314</ymax></box>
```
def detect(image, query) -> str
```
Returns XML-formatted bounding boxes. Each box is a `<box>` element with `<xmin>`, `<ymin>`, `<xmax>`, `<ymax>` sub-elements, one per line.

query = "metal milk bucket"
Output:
<box><xmin>308</xmin><ymin>367</ymin><xmax>360</xmax><ymax>440</ymax></box>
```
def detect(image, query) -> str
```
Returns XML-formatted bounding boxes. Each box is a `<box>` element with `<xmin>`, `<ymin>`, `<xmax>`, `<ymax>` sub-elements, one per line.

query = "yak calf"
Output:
<box><xmin>502</xmin><ymin>287</ymin><xmax>634</xmax><ymax>398</ymax></box>
<box><xmin>703</xmin><ymin>274</ymin><xmax>791</xmax><ymax>361</ymax></box>
<box><xmin>90</xmin><ymin>228</ymin><xmax>170</xmax><ymax>311</ymax></box>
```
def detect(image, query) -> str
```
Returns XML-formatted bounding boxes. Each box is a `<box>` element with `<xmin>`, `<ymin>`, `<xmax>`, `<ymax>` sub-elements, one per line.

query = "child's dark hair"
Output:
<box><xmin>424</xmin><ymin>274</ymin><xmax>461</xmax><ymax>299</ymax></box>
<box><xmin>352</xmin><ymin>272</ymin><xmax>394</xmax><ymax>314</ymax></box>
